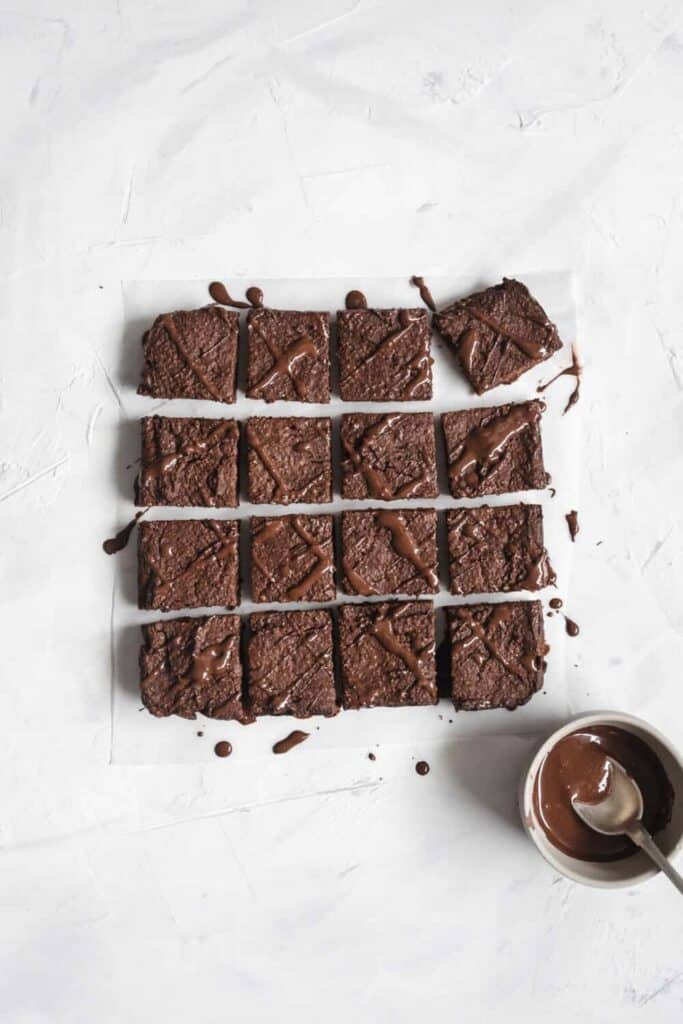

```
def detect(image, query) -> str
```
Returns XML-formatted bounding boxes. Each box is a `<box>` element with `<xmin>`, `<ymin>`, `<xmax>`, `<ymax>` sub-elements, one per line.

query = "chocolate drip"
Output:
<box><xmin>537</xmin><ymin>346</ymin><xmax>582</xmax><ymax>413</ymax></box>
<box><xmin>247</xmin><ymin>336</ymin><xmax>317</xmax><ymax>399</ymax></box>
<box><xmin>376</xmin><ymin>509</ymin><xmax>438</xmax><ymax>589</ymax></box>
<box><xmin>214</xmin><ymin>740</ymin><xmax>233</xmax><ymax>758</ymax></box>
<box><xmin>565</xmin><ymin>510</ymin><xmax>579</xmax><ymax>542</ymax></box>
<box><xmin>245</xmin><ymin>286</ymin><xmax>264</xmax><ymax>308</ymax></box>
<box><xmin>563</xmin><ymin>615</ymin><xmax>579</xmax><ymax>637</ymax></box>
<box><xmin>415</xmin><ymin>760</ymin><xmax>430</xmax><ymax>776</ymax></box>
<box><xmin>103</xmin><ymin>509</ymin><xmax>148</xmax><ymax>554</ymax></box>
<box><xmin>209</xmin><ymin>281</ymin><xmax>264</xmax><ymax>309</ymax></box>
<box><xmin>345</xmin><ymin>289</ymin><xmax>368</xmax><ymax>310</ymax></box>
<box><xmin>449</xmin><ymin>403</ymin><xmax>542</xmax><ymax>486</ymax></box>
<box><xmin>368</xmin><ymin>752</ymin><xmax>377</xmax><ymax>761</ymax></box>
<box><xmin>341</xmin><ymin>559</ymin><xmax>376</xmax><ymax>596</ymax></box>
<box><xmin>410</xmin><ymin>276</ymin><xmax>437</xmax><ymax>312</ymax></box>
<box><xmin>273</xmin><ymin>730</ymin><xmax>310</xmax><ymax>754</ymax></box>
<box><xmin>549</xmin><ymin>597</ymin><xmax>563</xmax><ymax>610</ymax></box>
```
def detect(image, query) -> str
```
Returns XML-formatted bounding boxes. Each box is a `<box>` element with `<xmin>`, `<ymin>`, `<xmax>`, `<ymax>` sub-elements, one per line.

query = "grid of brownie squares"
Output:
<box><xmin>250</xmin><ymin>514</ymin><xmax>335</xmax><ymax>604</ymax></box>
<box><xmin>433</xmin><ymin>278</ymin><xmax>563</xmax><ymax>394</ymax></box>
<box><xmin>133</xmin><ymin>287</ymin><xmax>560</xmax><ymax>723</ymax></box>
<box><xmin>447</xmin><ymin>601</ymin><xmax>546</xmax><ymax>711</ymax></box>
<box><xmin>246</xmin><ymin>416</ymin><xmax>332</xmax><ymax>505</ymax></box>
<box><xmin>247</xmin><ymin>609</ymin><xmax>338</xmax><ymax>718</ymax></box>
<box><xmin>140</xmin><ymin>614</ymin><xmax>247</xmax><ymax>721</ymax></box>
<box><xmin>138</xmin><ymin>306</ymin><xmax>239</xmax><ymax>403</ymax></box>
<box><xmin>338</xmin><ymin>600</ymin><xmax>437</xmax><ymax>709</ymax></box>
<box><xmin>138</xmin><ymin>519</ymin><xmax>240</xmax><ymax>611</ymax></box>
<box><xmin>246</xmin><ymin>308</ymin><xmax>331</xmax><ymax>403</ymax></box>
<box><xmin>446</xmin><ymin>504</ymin><xmax>555</xmax><ymax>596</ymax></box>
<box><xmin>341</xmin><ymin>508</ymin><xmax>438</xmax><ymax>597</ymax></box>
<box><xmin>136</xmin><ymin>415</ymin><xmax>239</xmax><ymax>508</ymax></box>
<box><xmin>337</xmin><ymin>308</ymin><xmax>432</xmax><ymax>401</ymax></box>
<box><xmin>441</xmin><ymin>400</ymin><xmax>547</xmax><ymax>499</ymax></box>
<box><xmin>340</xmin><ymin>412</ymin><xmax>438</xmax><ymax>500</ymax></box>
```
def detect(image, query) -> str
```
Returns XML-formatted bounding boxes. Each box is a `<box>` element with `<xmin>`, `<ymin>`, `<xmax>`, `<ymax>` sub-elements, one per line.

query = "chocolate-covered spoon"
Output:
<box><xmin>572</xmin><ymin>756</ymin><xmax>683</xmax><ymax>894</ymax></box>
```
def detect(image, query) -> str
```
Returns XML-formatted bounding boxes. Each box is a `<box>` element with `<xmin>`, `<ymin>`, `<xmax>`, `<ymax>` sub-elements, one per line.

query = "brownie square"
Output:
<box><xmin>140</xmin><ymin>614</ymin><xmax>246</xmax><ymax>720</ymax></box>
<box><xmin>338</xmin><ymin>600</ymin><xmax>437</xmax><ymax>709</ymax></box>
<box><xmin>136</xmin><ymin>416</ymin><xmax>239</xmax><ymax>508</ymax></box>
<box><xmin>340</xmin><ymin>412</ymin><xmax>438</xmax><ymax>501</ymax></box>
<box><xmin>246</xmin><ymin>308</ymin><xmax>330</xmax><ymax>403</ymax></box>
<box><xmin>138</xmin><ymin>519</ymin><xmax>240</xmax><ymax>611</ymax></box>
<box><xmin>250</xmin><ymin>514</ymin><xmax>335</xmax><ymax>604</ymax></box>
<box><xmin>447</xmin><ymin>504</ymin><xmax>555</xmax><ymax>596</ymax></box>
<box><xmin>137</xmin><ymin>306</ymin><xmax>239</xmax><ymax>403</ymax></box>
<box><xmin>246</xmin><ymin>416</ymin><xmax>332</xmax><ymax>505</ymax></box>
<box><xmin>433</xmin><ymin>278</ymin><xmax>563</xmax><ymax>394</ymax></box>
<box><xmin>441</xmin><ymin>401</ymin><xmax>547</xmax><ymax>499</ymax></box>
<box><xmin>247</xmin><ymin>609</ymin><xmax>337</xmax><ymax>717</ymax></box>
<box><xmin>337</xmin><ymin>308</ymin><xmax>432</xmax><ymax>401</ymax></box>
<box><xmin>341</xmin><ymin>508</ymin><xmax>438</xmax><ymax>597</ymax></box>
<box><xmin>447</xmin><ymin>600</ymin><xmax>546</xmax><ymax>710</ymax></box>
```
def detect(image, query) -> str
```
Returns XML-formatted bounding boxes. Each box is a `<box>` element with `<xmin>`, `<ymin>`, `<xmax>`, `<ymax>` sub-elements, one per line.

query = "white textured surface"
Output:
<box><xmin>1</xmin><ymin>2</ymin><xmax>682</xmax><ymax>1021</ymax></box>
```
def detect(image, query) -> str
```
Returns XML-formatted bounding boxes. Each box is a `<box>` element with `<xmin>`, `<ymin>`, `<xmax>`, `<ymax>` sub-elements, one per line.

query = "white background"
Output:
<box><xmin>1</xmin><ymin>2</ymin><xmax>682</xmax><ymax>1022</ymax></box>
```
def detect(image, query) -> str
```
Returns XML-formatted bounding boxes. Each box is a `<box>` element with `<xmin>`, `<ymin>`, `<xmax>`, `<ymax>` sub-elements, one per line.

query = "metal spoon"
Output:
<box><xmin>572</xmin><ymin>755</ymin><xmax>683</xmax><ymax>894</ymax></box>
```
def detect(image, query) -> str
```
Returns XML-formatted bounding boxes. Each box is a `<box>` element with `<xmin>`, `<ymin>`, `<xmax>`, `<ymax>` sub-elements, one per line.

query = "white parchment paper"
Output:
<box><xmin>112</xmin><ymin>273</ymin><xmax>579</xmax><ymax>763</ymax></box>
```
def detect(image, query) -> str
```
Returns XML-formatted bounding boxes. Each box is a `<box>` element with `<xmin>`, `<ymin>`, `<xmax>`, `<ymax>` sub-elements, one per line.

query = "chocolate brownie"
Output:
<box><xmin>441</xmin><ymin>401</ymin><xmax>547</xmax><ymax>498</ymax></box>
<box><xmin>433</xmin><ymin>278</ymin><xmax>563</xmax><ymax>394</ymax></box>
<box><xmin>140</xmin><ymin>614</ymin><xmax>246</xmax><ymax>720</ymax></box>
<box><xmin>341</xmin><ymin>508</ymin><xmax>438</xmax><ymax>597</ymax></box>
<box><xmin>138</xmin><ymin>306</ymin><xmax>239</xmax><ymax>402</ymax></box>
<box><xmin>247</xmin><ymin>609</ymin><xmax>337</xmax><ymax>717</ymax></box>
<box><xmin>338</xmin><ymin>600</ymin><xmax>437</xmax><ymax>708</ymax></box>
<box><xmin>446</xmin><ymin>504</ymin><xmax>555</xmax><ymax>595</ymax></box>
<box><xmin>447</xmin><ymin>600</ymin><xmax>546</xmax><ymax>710</ymax></box>
<box><xmin>138</xmin><ymin>519</ymin><xmax>240</xmax><ymax>611</ymax></box>
<box><xmin>340</xmin><ymin>412</ymin><xmax>438</xmax><ymax>501</ymax></box>
<box><xmin>136</xmin><ymin>416</ymin><xmax>239</xmax><ymax>508</ymax></box>
<box><xmin>337</xmin><ymin>308</ymin><xmax>432</xmax><ymax>401</ymax></box>
<box><xmin>250</xmin><ymin>514</ymin><xmax>335</xmax><ymax>603</ymax></box>
<box><xmin>246</xmin><ymin>416</ymin><xmax>332</xmax><ymax>505</ymax></box>
<box><xmin>246</xmin><ymin>308</ymin><xmax>331</xmax><ymax>403</ymax></box>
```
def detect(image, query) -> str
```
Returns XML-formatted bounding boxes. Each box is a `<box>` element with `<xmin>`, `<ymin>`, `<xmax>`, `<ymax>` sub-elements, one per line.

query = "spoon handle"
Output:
<box><xmin>627</xmin><ymin>824</ymin><xmax>683</xmax><ymax>895</ymax></box>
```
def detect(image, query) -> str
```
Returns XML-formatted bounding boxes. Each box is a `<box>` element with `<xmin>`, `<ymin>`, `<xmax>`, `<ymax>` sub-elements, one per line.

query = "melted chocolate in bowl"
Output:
<box><xmin>533</xmin><ymin>725</ymin><xmax>674</xmax><ymax>862</ymax></box>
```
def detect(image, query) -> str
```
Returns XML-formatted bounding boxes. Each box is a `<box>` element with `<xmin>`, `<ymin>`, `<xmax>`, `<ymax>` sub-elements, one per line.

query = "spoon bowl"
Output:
<box><xmin>571</xmin><ymin>756</ymin><xmax>644</xmax><ymax>836</ymax></box>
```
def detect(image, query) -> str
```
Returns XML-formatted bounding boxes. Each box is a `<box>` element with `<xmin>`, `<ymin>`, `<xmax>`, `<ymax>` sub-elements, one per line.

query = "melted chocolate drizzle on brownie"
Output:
<box><xmin>565</xmin><ymin>510</ymin><xmax>579</xmax><ymax>542</ymax></box>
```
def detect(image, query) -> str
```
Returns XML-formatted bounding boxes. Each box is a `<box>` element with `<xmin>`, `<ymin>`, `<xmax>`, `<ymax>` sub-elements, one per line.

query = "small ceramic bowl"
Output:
<box><xmin>520</xmin><ymin>711</ymin><xmax>683</xmax><ymax>888</ymax></box>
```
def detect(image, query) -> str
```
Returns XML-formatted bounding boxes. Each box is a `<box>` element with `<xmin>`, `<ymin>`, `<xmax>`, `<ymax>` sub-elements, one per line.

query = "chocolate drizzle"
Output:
<box><xmin>343</xmin><ymin>414</ymin><xmax>433</xmax><ymax>500</ymax></box>
<box><xmin>209</xmin><ymin>281</ymin><xmax>264</xmax><ymax>309</ymax></box>
<box><xmin>566</xmin><ymin>510</ymin><xmax>579</xmax><ymax>542</ymax></box>
<box><xmin>273</xmin><ymin>730</ymin><xmax>310</xmax><ymax>755</ymax></box>
<box><xmin>538</xmin><ymin>345</ymin><xmax>582</xmax><ymax>413</ymax></box>
<box><xmin>340</xmin><ymin>311</ymin><xmax>429</xmax><ymax>395</ymax></box>
<box><xmin>453</xmin><ymin>604</ymin><xmax>538</xmax><ymax>686</ymax></box>
<box><xmin>519</xmin><ymin>548</ymin><xmax>556</xmax><ymax>591</ymax></box>
<box><xmin>103</xmin><ymin>509</ymin><xmax>148</xmax><ymax>554</ymax></box>
<box><xmin>284</xmin><ymin>518</ymin><xmax>334</xmax><ymax>601</ymax></box>
<box><xmin>375</xmin><ymin>509</ymin><xmax>439</xmax><ymax>589</ymax></box>
<box><xmin>370</xmin><ymin>604</ymin><xmax>433</xmax><ymax>690</ymax></box>
<box><xmin>415</xmin><ymin>760</ymin><xmax>430</xmax><ymax>776</ymax></box>
<box><xmin>214</xmin><ymin>740</ymin><xmax>232</xmax><ymax>758</ymax></box>
<box><xmin>345</xmin><ymin>289</ymin><xmax>368</xmax><ymax>310</ymax></box>
<box><xmin>153</xmin><ymin>523</ymin><xmax>237</xmax><ymax>605</ymax></box>
<box><xmin>549</xmin><ymin>597</ymin><xmax>563</xmax><ymax>610</ymax></box>
<box><xmin>141</xmin><ymin>419</ymin><xmax>237</xmax><ymax>488</ymax></box>
<box><xmin>247</xmin><ymin>334</ymin><xmax>317</xmax><ymax>399</ymax></box>
<box><xmin>448</xmin><ymin>403</ymin><xmax>543</xmax><ymax>488</ymax></box>
<box><xmin>563</xmin><ymin>615</ymin><xmax>579</xmax><ymax>637</ymax></box>
<box><xmin>455</xmin><ymin>295</ymin><xmax>552</xmax><ymax>361</ymax></box>
<box><xmin>160</xmin><ymin>314</ymin><xmax>223</xmax><ymax>401</ymax></box>
<box><xmin>410</xmin><ymin>275</ymin><xmax>437</xmax><ymax>312</ymax></box>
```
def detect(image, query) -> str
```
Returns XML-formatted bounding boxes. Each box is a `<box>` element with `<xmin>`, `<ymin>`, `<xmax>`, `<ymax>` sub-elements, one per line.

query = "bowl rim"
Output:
<box><xmin>519</xmin><ymin>710</ymin><xmax>683</xmax><ymax>888</ymax></box>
